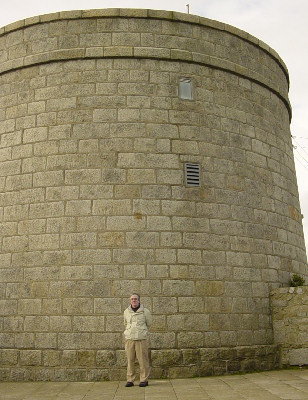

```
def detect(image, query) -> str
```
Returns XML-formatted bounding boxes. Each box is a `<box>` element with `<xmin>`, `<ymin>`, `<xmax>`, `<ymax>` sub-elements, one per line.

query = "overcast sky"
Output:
<box><xmin>1</xmin><ymin>0</ymin><xmax>308</xmax><ymax>255</ymax></box>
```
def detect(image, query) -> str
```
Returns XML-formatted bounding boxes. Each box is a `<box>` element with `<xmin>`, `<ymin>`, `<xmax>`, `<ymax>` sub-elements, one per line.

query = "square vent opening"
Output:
<box><xmin>185</xmin><ymin>163</ymin><xmax>200</xmax><ymax>187</ymax></box>
<box><xmin>179</xmin><ymin>78</ymin><xmax>193</xmax><ymax>100</ymax></box>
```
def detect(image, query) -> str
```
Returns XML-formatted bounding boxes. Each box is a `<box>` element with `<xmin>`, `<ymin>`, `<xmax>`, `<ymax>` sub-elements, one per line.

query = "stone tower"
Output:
<box><xmin>0</xmin><ymin>9</ymin><xmax>307</xmax><ymax>381</ymax></box>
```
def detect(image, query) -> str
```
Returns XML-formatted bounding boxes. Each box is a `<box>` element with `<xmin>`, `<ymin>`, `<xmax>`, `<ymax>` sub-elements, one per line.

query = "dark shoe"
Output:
<box><xmin>139</xmin><ymin>381</ymin><xmax>148</xmax><ymax>387</ymax></box>
<box><xmin>125</xmin><ymin>382</ymin><xmax>134</xmax><ymax>387</ymax></box>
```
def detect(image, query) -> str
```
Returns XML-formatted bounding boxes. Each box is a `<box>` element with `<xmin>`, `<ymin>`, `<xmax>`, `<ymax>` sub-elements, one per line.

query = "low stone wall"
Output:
<box><xmin>0</xmin><ymin>344</ymin><xmax>279</xmax><ymax>381</ymax></box>
<box><xmin>270</xmin><ymin>286</ymin><xmax>308</xmax><ymax>366</ymax></box>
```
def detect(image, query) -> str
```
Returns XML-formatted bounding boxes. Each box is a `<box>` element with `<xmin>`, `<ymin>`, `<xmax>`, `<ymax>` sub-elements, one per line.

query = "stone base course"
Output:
<box><xmin>0</xmin><ymin>345</ymin><xmax>279</xmax><ymax>381</ymax></box>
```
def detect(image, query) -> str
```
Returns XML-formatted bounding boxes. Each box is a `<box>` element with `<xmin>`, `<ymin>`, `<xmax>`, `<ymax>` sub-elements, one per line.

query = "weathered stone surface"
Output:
<box><xmin>271</xmin><ymin>287</ymin><xmax>308</xmax><ymax>367</ymax></box>
<box><xmin>151</xmin><ymin>349</ymin><xmax>181</xmax><ymax>366</ymax></box>
<box><xmin>96</xmin><ymin>350</ymin><xmax>116</xmax><ymax>367</ymax></box>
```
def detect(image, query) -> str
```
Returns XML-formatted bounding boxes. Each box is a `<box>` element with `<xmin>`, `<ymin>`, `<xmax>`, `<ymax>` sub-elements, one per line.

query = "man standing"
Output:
<box><xmin>123</xmin><ymin>293</ymin><xmax>152</xmax><ymax>387</ymax></box>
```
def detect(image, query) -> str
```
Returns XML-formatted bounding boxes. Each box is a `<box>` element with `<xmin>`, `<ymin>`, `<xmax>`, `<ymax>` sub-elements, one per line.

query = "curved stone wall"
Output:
<box><xmin>0</xmin><ymin>9</ymin><xmax>307</xmax><ymax>381</ymax></box>
<box><xmin>0</xmin><ymin>9</ymin><xmax>290</xmax><ymax>114</ymax></box>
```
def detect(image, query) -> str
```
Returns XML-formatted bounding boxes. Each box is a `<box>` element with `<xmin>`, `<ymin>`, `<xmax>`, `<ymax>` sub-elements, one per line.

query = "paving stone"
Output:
<box><xmin>1</xmin><ymin>371</ymin><xmax>308</xmax><ymax>399</ymax></box>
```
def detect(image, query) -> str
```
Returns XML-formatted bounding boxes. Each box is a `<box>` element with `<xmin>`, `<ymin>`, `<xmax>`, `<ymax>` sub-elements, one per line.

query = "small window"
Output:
<box><xmin>185</xmin><ymin>163</ymin><xmax>200</xmax><ymax>187</ymax></box>
<box><xmin>179</xmin><ymin>78</ymin><xmax>193</xmax><ymax>100</ymax></box>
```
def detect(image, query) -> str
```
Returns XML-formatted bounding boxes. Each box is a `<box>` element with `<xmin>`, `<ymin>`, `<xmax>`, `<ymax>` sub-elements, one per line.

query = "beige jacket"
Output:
<box><xmin>124</xmin><ymin>304</ymin><xmax>152</xmax><ymax>341</ymax></box>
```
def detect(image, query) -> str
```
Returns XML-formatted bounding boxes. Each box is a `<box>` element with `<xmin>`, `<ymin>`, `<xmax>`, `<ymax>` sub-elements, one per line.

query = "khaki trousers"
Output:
<box><xmin>125</xmin><ymin>339</ymin><xmax>150</xmax><ymax>382</ymax></box>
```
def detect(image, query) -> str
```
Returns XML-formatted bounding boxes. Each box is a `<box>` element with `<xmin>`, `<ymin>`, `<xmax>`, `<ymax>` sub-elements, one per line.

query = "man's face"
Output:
<box><xmin>130</xmin><ymin>295</ymin><xmax>140</xmax><ymax>308</ymax></box>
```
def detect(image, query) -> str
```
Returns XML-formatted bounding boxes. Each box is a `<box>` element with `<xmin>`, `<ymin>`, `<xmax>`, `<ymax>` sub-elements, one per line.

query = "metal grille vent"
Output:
<box><xmin>185</xmin><ymin>163</ymin><xmax>200</xmax><ymax>187</ymax></box>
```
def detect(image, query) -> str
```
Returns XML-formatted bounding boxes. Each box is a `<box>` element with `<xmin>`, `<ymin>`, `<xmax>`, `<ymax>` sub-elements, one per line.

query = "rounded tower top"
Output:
<box><xmin>0</xmin><ymin>8</ymin><xmax>291</xmax><ymax>119</ymax></box>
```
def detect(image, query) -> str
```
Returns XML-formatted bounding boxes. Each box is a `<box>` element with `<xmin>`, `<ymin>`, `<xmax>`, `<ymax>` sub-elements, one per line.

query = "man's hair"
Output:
<box><xmin>130</xmin><ymin>293</ymin><xmax>140</xmax><ymax>301</ymax></box>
